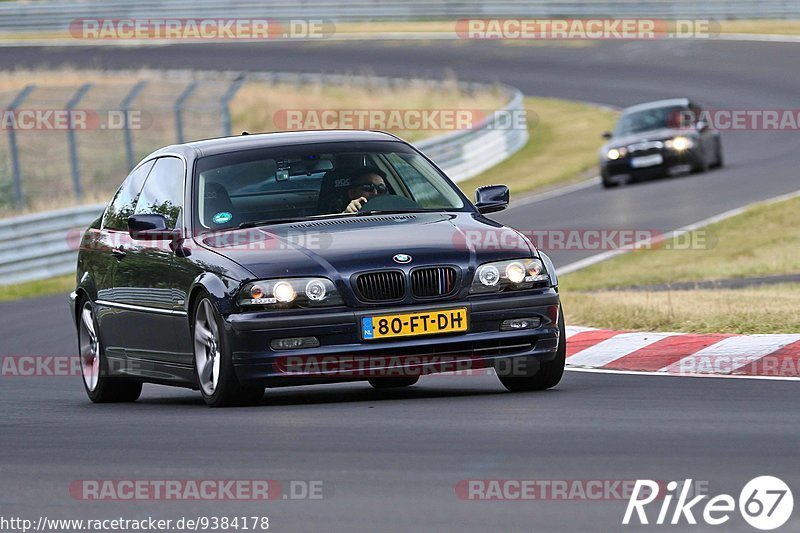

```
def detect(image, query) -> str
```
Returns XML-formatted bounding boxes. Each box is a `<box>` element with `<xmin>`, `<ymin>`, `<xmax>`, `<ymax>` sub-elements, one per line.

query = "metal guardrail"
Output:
<box><xmin>0</xmin><ymin>0</ymin><xmax>798</xmax><ymax>32</ymax></box>
<box><xmin>0</xmin><ymin>77</ymin><xmax>528</xmax><ymax>286</ymax></box>
<box><xmin>0</xmin><ymin>202</ymin><xmax>104</xmax><ymax>285</ymax></box>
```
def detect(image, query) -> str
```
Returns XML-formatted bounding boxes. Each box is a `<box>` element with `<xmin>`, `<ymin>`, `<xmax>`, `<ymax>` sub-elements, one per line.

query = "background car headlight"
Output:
<box><xmin>470</xmin><ymin>258</ymin><xmax>550</xmax><ymax>294</ymax></box>
<box><xmin>666</xmin><ymin>136</ymin><xmax>693</xmax><ymax>151</ymax></box>
<box><xmin>606</xmin><ymin>147</ymin><xmax>627</xmax><ymax>160</ymax></box>
<box><xmin>239</xmin><ymin>278</ymin><xmax>341</xmax><ymax>308</ymax></box>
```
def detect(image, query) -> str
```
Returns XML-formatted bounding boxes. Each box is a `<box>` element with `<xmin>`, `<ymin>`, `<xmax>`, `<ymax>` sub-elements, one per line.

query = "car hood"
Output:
<box><xmin>603</xmin><ymin>128</ymin><xmax>693</xmax><ymax>150</ymax></box>
<box><xmin>197</xmin><ymin>212</ymin><xmax>535</xmax><ymax>281</ymax></box>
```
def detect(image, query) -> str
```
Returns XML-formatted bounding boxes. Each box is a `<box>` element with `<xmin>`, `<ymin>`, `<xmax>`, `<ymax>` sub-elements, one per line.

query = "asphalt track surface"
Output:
<box><xmin>1</xmin><ymin>40</ymin><xmax>799</xmax><ymax>531</ymax></box>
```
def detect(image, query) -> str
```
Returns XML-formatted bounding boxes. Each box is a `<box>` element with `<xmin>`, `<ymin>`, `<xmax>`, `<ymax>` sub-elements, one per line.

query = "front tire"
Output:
<box><xmin>192</xmin><ymin>297</ymin><xmax>264</xmax><ymax>407</ymax></box>
<box><xmin>692</xmin><ymin>149</ymin><xmax>710</xmax><ymax>173</ymax></box>
<box><xmin>498</xmin><ymin>307</ymin><xmax>566</xmax><ymax>392</ymax></box>
<box><xmin>78</xmin><ymin>299</ymin><xmax>142</xmax><ymax>403</ymax></box>
<box><xmin>711</xmin><ymin>140</ymin><xmax>724</xmax><ymax>169</ymax></box>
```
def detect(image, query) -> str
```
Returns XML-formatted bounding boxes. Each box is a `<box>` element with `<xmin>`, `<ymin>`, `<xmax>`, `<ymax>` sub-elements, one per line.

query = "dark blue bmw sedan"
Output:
<box><xmin>70</xmin><ymin>130</ymin><xmax>564</xmax><ymax>406</ymax></box>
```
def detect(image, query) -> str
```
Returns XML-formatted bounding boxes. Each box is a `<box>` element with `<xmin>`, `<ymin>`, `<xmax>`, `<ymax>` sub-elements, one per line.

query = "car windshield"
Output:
<box><xmin>193</xmin><ymin>140</ymin><xmax>467</xmax><ymax>233</ymax></box>
<box><xmin>614</xmin><ymin>105</ymin><xmax>689</xmax><ymax>136</ymax></box>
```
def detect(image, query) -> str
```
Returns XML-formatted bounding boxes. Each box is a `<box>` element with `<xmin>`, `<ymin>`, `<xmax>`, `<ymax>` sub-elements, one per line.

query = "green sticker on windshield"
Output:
<box><xmin>212</xmin><ymin>212</ymin><xmax>232</xmax><ymax>224</ymax></box>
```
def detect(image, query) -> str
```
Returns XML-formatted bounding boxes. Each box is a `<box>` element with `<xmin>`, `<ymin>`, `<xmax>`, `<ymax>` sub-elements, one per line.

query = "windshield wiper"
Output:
<box><xmin>238</xmin><ymin>217</ymin><xmax>314</xmax><ymax>229</ymax></box>
<box><xmin>355</xmin><ymin>209</ymin><xmax>438</xmax><ymax>216</ymax></box>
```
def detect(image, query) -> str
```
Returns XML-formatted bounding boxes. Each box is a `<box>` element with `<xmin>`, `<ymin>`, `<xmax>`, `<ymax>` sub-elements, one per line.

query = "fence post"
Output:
<box><xmin>65</xmin><ymin>83</ymin><xmax>91</xmax><ymax>200</ymax></box>
<box><xmin>6</xmin><ymin>84</ymin><xmax>36</xmax><ymax>208</ymax></box>
<box><xmin>174</xmin><ymin>80</ymin><xmax>198</xmax><ymax>143</ymax></box>
<box><xmin>120</xmin><ymin>80</ymin><xmax>147</xmax><ymax>170</ymax></box>
<box><xmin>220</xmin><ymin>75</ymin><xmax>246</xmax><ymax>137</ymax></box>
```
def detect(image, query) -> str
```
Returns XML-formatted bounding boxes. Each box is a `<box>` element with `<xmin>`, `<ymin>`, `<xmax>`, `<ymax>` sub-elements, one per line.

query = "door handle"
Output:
<box><xmin>111</xmin><ymin>245</ymin><xmax>127</xmax><ymax>260</ymax></box>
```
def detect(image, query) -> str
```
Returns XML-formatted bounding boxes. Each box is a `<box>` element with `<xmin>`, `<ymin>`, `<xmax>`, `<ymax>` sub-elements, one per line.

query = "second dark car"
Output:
<box><xmin>71</xmin><ymin>130</ymin><xmax>565</xmax><ymax>407</ymax></box>
<box><xmin>600</xmin><ymin>98</ymin><xmax>723</xmax><ymax>188</ymax></box>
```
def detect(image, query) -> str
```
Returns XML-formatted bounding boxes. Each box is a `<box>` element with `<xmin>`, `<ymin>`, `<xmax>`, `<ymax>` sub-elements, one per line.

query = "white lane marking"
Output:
<box><xmin>567</xmin><ymin>331</ymin><xmax>678</xmax><ymax>368</ymax></box>
<box><xmin>565</xmin><ymin>367</ymin><xmax>800</xmax><ymax>382</ymax></box>
<box><xmin>508</xmin><ymin>177</ymin><xmax>601</xmax><ymax>209</ymax></box>
<box><xmin>661</xmin><ymin>334</ymin><xmax>800</xmax><ymax>374</ymax></box>
<box><xmin>559</xmin><ymin>188</ymin><xmax>800</xmax><ymax>275</ymax></box>
<box><xmin>565</xmin><ymin>325</ymin><xmax>598</xmax><ymax>339</ymax></box>
<box><xmin>714</xmin><ymin>34</ymin><xmax>800</xmax><ymax>44</ymax></box>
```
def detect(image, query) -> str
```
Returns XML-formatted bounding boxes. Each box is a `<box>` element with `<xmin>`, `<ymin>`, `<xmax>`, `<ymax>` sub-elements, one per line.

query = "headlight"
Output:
<box><xmin>606</xmin><ymin>147</ymin><xmax>627</xmax><ymax>160</ymax></box>
<box><xmin>471</xmin><ymin>258</ymin><xmax>550</xmax><ymax>294</ymax></box>
<box><xmin>666</xmin><ymin>136</ymin><xmax>693</xmax><ymax>151</ymax></box>
<box><xmin>239</xmin><ymin>278</ymin><xmax>342</xmax><ymax>308</ymax></box>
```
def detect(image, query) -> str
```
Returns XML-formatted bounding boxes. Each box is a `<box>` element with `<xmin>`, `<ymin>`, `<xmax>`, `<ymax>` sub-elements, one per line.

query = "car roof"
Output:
<box><xmin>145</xmin><ymin>130</ymin><xmax>403</xmax><ymax>161</ymax></box>
<box><xmin>622</xmin><ymin>98</ymin><xmax>691</xmax><ymax>114</ymax></box>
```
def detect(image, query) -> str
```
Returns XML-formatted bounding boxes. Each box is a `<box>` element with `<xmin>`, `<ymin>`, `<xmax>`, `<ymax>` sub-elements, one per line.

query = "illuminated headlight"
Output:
<box><xmin>470</xmin><ymin>258</ymin><xmax>550</xmax><ymax>294</ymax></box>
<box><xmin>273</xmin><ymin>281</ymin><xmax>296</xmax><ymax>303</ymax></box>
<box><xmin>239</xmin><ymin>278</ymin><xmax>341</xmax><ymax>308</ymax></box>
<box><xmin>666</xmin><ymin>136</ymin><xmax>693</xmax><ymax>151</ymax></box>
<box><xmin>606</xmin><ymin>147</ymin><xmax>627</xmax><ymax>160</ymax></box>
<box><xmin>505</xmin><ymin>262</ymin><xmax>526</xmax><ymax>284</ymax></box>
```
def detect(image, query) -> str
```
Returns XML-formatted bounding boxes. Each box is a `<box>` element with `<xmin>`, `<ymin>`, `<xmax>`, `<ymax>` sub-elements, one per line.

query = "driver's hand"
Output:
<box><xmin>344</xmin><ymin>197</ymin><xmax>368</xmax><ymax>213</ymax></box>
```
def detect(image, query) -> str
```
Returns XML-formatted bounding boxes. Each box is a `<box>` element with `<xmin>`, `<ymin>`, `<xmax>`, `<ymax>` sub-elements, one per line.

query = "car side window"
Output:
<box><xmin>133</xmin><ymin>157</ymin><xmax>185</xmax><ymax>229</ymax></box>
<box><xmin>102</xmin><ymin>160</ymin><xmax>155</xmax><ymax>231</ymax></box>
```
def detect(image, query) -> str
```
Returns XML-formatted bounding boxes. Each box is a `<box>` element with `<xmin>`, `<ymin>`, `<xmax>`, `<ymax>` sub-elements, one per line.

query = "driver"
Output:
<box><xmin>343</xmin><ymin>167</ymin><xmax>388</xmax><ymax>213</ymax></box>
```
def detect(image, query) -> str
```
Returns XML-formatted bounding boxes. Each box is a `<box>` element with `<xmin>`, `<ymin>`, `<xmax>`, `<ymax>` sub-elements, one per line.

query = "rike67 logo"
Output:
<box><xmin>624</xmin><ymin>476</ymin><xmax>794</xmax><ymax>530</ymax></box>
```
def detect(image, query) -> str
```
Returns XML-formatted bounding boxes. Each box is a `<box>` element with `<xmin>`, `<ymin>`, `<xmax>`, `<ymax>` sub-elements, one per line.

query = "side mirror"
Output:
<box><xmin>697</xmin><ymin>120</ymin><xmax>709</xmax><ymax>132</ymax></box>
<box><xmin>128</xmin><ymin>214</ymin><xmax>176</xmax><ymax>240</ymax></box>
<box><xmin>602</xmin><ymin>131</ymin><xmax>613</xmax><ymax>139</ymax></box>
<box><xmin>474</xmin><ymin>185</ymin><xmax>509</xmax><ymax>214</ymax></box>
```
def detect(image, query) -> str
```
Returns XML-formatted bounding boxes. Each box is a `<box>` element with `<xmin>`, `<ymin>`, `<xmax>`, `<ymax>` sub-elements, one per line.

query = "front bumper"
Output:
<box><xmin>225</xmin><ymin>289</ymin><xmax>561</xmax><ymax>385</ymax></box>
<box><xmin>602</xmin><ymin>148</ymin><xmax>696</xmax><ymax>182</ymax></box>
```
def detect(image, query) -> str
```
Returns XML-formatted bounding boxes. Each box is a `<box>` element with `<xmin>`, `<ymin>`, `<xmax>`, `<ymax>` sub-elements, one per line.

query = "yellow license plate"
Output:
<box><xmin>361</xmin><ymin>308</ymin><xmax>468</xmax><ymax>340</ymax></box>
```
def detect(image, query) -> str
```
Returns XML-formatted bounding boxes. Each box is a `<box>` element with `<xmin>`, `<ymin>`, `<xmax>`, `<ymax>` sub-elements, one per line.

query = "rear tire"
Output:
<box><xmin>498</xmin><ymin>307</ymin><xmax>566</xmax><ymax>392</ymax></box>
<box><xmin>78</xmin><ymin>299</ymin><xmax>142</xmax><ymax>403</ymax></box>
<box><xmin>368</xmin><ymin>376</ymin><xmax>420</xmax><ymax>389</ymax></box>
<box><xmin>192</xmin><ymin>296</ymin><xmax>264</xmax><ymax>407</ymax></box>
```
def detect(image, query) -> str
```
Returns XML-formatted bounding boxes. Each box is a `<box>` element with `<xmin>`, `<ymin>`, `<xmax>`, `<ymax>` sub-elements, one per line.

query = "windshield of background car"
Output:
<box><xmin>614</xmin><ymin>105</ymin><xmax>689</xmax><ymax>136</ymax></box>
<box><xmin>193</xmin><ymin>140</ymin><xmax>467</xmax><ymax>232</ymax></box>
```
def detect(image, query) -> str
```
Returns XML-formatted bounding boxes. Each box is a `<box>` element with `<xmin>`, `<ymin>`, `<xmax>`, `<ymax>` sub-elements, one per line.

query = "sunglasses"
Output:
<box><xmin>355</xmin><ymin>183</ymin><xmax>387</xmax><ymax>194</ymax></box>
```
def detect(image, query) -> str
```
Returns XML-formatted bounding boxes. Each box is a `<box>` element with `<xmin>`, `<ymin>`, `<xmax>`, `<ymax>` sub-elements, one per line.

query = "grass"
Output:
<box><xmin>562</xmin><ymin>285</ymin><xmax>800</xmax><ymax>334</ymax></box>
<box><xmin>719</xmin><ymin>20</ymin><xmax>800</xmax><ymax>35</ymax></box>
<box><xmin>0</xmin><ymin>274</ymin><xmax>74</xmax><ymax>301</ymax></box>
<box><xmin>562</xmin><ymin>194</ymin><xmax>800</xmax><ymax>291</ymax></box>
<box><xmin>561</xmin><ymin>194</ymin><xmax>800</xmax><ymax>334</ymax></box>
<box><xmin>457</xmin><ymin>97</ymin><xmax>617</xmax><ymax>196</ymax></box>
